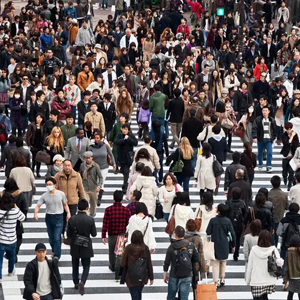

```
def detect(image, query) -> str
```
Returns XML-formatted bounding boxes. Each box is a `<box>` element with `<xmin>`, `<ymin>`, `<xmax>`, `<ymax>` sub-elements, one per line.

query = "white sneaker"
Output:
<box><xmin>8</xmin><ymin>269</ymin><xmax>15</xmax><ymax>276</ymax></box>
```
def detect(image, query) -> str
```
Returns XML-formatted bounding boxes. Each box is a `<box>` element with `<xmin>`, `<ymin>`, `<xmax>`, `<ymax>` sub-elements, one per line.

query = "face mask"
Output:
<box><xmin>15</xmin><ymin>94</ymin><xmax>20</xmax><ymax>99</ymax></box>
<box><xmin>46</xmin><ymin>185</ymin><xmax>54</xmax><ymax>192</ymax></box>
<box><xmin>249</xmin><ymin>108</ymin><xmax>254</xmax><ymax>113</ymax></box>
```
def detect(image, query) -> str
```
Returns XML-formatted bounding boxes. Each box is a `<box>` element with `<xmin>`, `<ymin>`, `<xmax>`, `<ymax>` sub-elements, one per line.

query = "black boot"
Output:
<box><xmin>97</xmin><ymin>189</ymin><xmax>104</xmax><ymax>207</ymax></box>
<box><xmin>283</xmin><ymin>177</ymin><xmax>287</xmax><ymax>185</ymax></box>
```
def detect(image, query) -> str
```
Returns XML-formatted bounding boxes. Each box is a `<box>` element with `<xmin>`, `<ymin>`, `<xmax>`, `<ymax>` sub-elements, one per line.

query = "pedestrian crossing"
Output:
<box><xmin>0</xmin><ymin>114</ymin><xmax>290</xmax><ymax>300</ymax></box>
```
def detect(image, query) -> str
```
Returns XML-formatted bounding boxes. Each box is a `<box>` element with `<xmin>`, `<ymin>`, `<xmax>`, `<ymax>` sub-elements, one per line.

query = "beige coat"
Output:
<box><xmin>9</xmin><ymin>167</ymin><xmax>35</xmax><ymax>192</ymax></box>
<box><xmin>84</xmin><ymin>111</ymin><xmax>106</xmax><ymax>136</ymax></box>
<box><xmin>133</xmin><ymin>144</ymin><xmax>160</xmax><ymax>171</ymax></box>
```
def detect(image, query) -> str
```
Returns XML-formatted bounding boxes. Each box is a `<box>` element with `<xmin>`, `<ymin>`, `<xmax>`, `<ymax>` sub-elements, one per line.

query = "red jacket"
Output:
<box><xmin>253</xmin><ymin>63</ymin><xmax>268</xmax><ymax>81</ymax></box>
<box><xmin>50</xmin><ymin>98</ymin><xmax>71</xmax><ymax>121</ymax></box>
<box><xmin>186</xmin><ymin>0</ymin><xmax>203</xmax><ymax>19</ymax></box>
<box><xmin>177</xmin><ymin>24</ymin><xmax>190</xmax><ymax>37</ymax></box>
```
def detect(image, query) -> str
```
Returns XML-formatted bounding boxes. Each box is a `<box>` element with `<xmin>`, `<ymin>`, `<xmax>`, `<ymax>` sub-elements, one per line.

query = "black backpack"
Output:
<box><xmin>174</xmin><ymin>242</ymin><xmax>193</xmax><ymax>278</ymax></box>
<box><xmin>228</xmin><ymin>201</ymin><xmax>243</xmax><ymax>230</ymax></box>
<box><xmin>127</xmin><ymin>249</ymin><xmax>148</xmax><ymax>284</ymax></box>
<box><xmin>282</xmin><ymin>221</ymin><xmax>300</xmax><ymax>250</ymax></box>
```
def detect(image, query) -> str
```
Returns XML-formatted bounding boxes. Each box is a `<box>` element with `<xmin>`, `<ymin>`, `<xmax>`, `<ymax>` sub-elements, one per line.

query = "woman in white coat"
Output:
<box><xmin>126</xmin><ymin>203</ymin><xmax>156</xmax><ymax>253</ymax></box>
<box><xmin>194</xmin><ymin>143</ymin><xmax>216</xmax><ymax>199</ymax></box>
<box><xmin>194</xmin><ymin>191</ymin><xmax>217</xmax><ymax>241</ymax></box>
<box><xmin>130</xmin><ymin>166</ymin><xmax>158</xmax><ymax>216</ymax></box>
<box><xmin>130</xmin><ymin>148</ymin><xmax>154</xmax><ymax>175</ymax></box>
<box><xmin>246</xmin><ymin>230</ymin><xmax>283</xmax><ymax>300</ymax></box>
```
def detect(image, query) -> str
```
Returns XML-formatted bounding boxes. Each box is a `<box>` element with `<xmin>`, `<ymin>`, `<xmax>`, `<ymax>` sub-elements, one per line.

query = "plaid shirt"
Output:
<box><xmin>126</xmin><ymin>202</ymin><xmax>139</xmax><ymax>216</ymax></box>
<box><xmin>102</xmin><ymin>202</ymin><xmax>130</xmax><ymax>238</ymax></box>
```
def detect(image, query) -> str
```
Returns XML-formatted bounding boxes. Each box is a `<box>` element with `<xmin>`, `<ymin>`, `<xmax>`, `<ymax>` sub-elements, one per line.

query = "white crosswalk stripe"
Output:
<box><xmin>0</xmin><ymin>111</ymin><xmax>288</xmax><ymax>300</ymax></box>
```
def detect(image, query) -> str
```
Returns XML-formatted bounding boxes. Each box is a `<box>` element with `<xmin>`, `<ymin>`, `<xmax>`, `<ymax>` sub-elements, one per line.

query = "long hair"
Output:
<box><xmin>47</xmin><ymin>126</ymin><xmax>64</xmax><ymax>150</ymax></box>
<box><xmin>131</xmin><ymin>230</ymin><xmax>146</xmax><ymax>254</ymax></box>
<box><xmin>244</xmin><ymin>142</ymin><xmax>252</xmax><ymax>157</ymax></box>
<box><xmin>135</xmin><ymin>148</ymin><xmax>150</xmax><ymax>162</ymax></box>
<box><xmin>117</xmin><ymin>88</ymin><xmax>132</xmax><ymax>108</ymax></box>
<box><xmin>179</xmin><ymin>137</ymin><xmax>194</xmax><ymax>160</ymax></box>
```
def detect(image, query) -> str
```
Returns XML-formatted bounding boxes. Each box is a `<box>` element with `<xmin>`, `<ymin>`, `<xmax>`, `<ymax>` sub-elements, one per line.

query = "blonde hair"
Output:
<box><xmin>47</xmin><ymin>126</ymin><xmax>64</xmax><ymax>150</ymax></box>
<box><xmin>179</xmin><ymin>137</ymin><xmax>194</xmax><ymax>160</ymax></box>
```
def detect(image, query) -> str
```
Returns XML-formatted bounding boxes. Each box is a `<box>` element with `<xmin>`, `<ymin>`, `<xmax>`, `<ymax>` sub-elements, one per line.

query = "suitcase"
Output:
<box><xmin>195</xmin><ymin>274</ymin><xmax>217</xmax><ymax>300</ymax></box>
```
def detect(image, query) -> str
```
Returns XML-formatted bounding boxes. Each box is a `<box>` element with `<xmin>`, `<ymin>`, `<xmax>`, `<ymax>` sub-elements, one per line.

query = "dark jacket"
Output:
<box><xmin>261</xmin><ymin>43</ymin><xmax>276</xmax><ymax>64</ymax></box>
<box><xmin>98</xmin><ymin>101</ymin><xmax>116</xmax><ymax>133</ymax></box>
<box><xmin>174</xmin><ymin>44</ymin><xmax>190</xmax><ymax>65</ymax></box>
<box><xmin>84</xmin><ymin>3</ymin><xmax>94</xmax><ymax>16</ymax></box>
<box><xmin>77</xmin><ymin>101</ymin><xmax>91</xmax><ymax>127</ymax></box>
<box><xmin>240</xmin><ymin>151</ymin><xmax>257</xmax><ymax>175</ymax></box>
<box><xmin>166</xmin><ymin>148</ymin><xmax>194</xmax><ymax>177</ymax></box>
<box><xmin>227</xmin><ymin>179</ymin><xmax>253</xmax><ymax>208</ymax></box>
<box><xmin>67</xmin><ymin>211</ymin><xmax>97</xmax><ymax>258</ymax></box>
<box><xmin>26</xmin><ymin>123</ymin><xmax>46</xmax><ymax>149</ymax></box>
<box><xmin>224</xmin><ymin>162</ymin><xmax>249</xmax><ymax>191</ymax></box>
<box><xmin>182</xmin><ymin>117</ymin><xmax>203</xmax><ymax>148</ymax></box>
<box><xmin>163</xmin><ymin>238</ymin><xmax>199</xmax><ymax>278</ymax></box>
<box><xmin>206</xmin><ymin>215</ymin><xmax>236</xmax><ymax>260</ymax></box>
<box><xmin>51</xmin><ymin>44</ymin><xmax>65</xmax><ymax>63</ymax></box>
<box><xmin>23</xmin><ymin>257</ymin><xmax>62</xmax><ymax>300</ymax></box>
<box><xmin>245</xmin><ymin>206</ymin><xmax>273</xmax><ymax>231</ymax></box>
<box><xmin>252</xmin><ymin>115</ymin><xmax>276</xmax><ymax>142</ymax></box>
<box><xmin>29</xmin><ymin>101</ymin><xmax>50</xmax><ymax>123</ymax></box>
<box><xmin>225</xmin><ymin>199</ymin><xmax>247</xmax><ymax>231</ymax></box>
<box><xmin>0</xmin><ymin>144</ymin><xmax>15</xmax><ymax>177</ymax></box>
<box><xmin>120</xmin><ymin>244</ymin><xmax>154</xmax><ymax>287</ymax></box>
<box><xmin>7</xmin><ymin>147</ymin><xmax>31</xmax><ymax>177</ymax></box>
<box><xmin>115</xmin><ymin>132</ymin><xmax>138</xmax><ymax>165</ymax></box>
<box><xmin>224</xmin><ymin>51</ymin><xmax>237</xmax><ymax>69</ymax></box>
<box><xmin>45</xmin><ymin>119</ymin><xmax>64</xmax><ymax>136</ymax></box>
<box><xmin>252</xmin><ymin>80</ymin><xmax>270</xmax><ymax>101</ymax></box>
<box><xmin>208</xmin><ymin>136</ymin><xmax>227</xmax><ymax>163</ymax></box>
<box><xmin>233</xmin><ymin>89</ymin><xmax>253</xmax><ymax>114</ymax></box>
<box><xmin>11</xmin><ymin>22</ymin><xmax>25</xmax><ymax>38</ymax></box>
<box><xmin>268</xmin><ymin>187</ymin><xmax>289</xmax><ymax>223</ymax></box>
<box><xmin>280</xmin><ymin>132</ymin><xmax>299</xmax><ymax>157</ymax></box>
<box><xmin>166</xmin><ymin>97</ymin><xmax>185</xmax><ymax>123</ymax></box>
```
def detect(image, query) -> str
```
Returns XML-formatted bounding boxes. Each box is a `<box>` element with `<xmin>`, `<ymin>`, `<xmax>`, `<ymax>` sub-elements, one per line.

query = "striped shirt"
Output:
<box><xmin>263</xmin><ymin>118</ymin><xmax>271</xmax><ymax>142</ymax></box>
<box><xmin>0</xmin><ymin>208</ymin><xmax>25</xmax><ymax>244</ymax></box>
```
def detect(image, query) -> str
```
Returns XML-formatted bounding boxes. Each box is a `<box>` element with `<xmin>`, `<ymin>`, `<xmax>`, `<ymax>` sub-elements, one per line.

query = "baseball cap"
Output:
<box><xmin>35</xmin><ymin>243</ymin><xmax>46</xmax><ymax>251</ymax></box>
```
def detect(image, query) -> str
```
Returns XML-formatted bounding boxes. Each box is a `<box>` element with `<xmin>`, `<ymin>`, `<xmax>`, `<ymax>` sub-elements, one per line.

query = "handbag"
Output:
<box><xmin>155</xmin><ymin>200</ymin><xmax>164</xmax><ymax>219</ymax></box>
<box><xmin>171</xmin><ymin>150</ymin><xmax>184</xmax><ymax>173</ymax></box>
<box><xmin>114</xmin><ymin>234</ymin><xmax>127</xmax><ymax>256</ymax></box>
<box><xmin>221</xmin><ymin>116</ymin><xmax>234</xmax><ymax>129</ymax></box>
<box><xmin>212</xmin><ymin>155</ymin><xmax>224</xmax><ymax>178</ymax></box>
<box><xmin>36</xmin><ymin>151</ymin><xmax>51</xmax><ymax>164</ymax></box>
<box><xmin>289</xmin><ymin>158</ymin><xmax>298</xmax><ymax>171</ymax></box>
<box><xmin>105</xmin><ymin>144</ymin><xmax>113</xmax><ymax>166</ymax></box>
<box><xmin>165</xmin><ymin>204</ymin><xmax>177</xmax><ymax>235</ymax></box>
<box><xmin>268</xmin><ymin>250</ymin><xmax>282</xmax><ymax>277</ymax></box>
<box><xmin>74</xmin><ymin>219</ymin><xmax>90</xmax><ymax>248</ymax></box>
<box><xmin>203</xmin><ymin>237</ymin><xmax>215</xmax><ymax>261</ymax></box>
<box><xmin>195</xmin><ymin>209</ymin><xmax>202</xmax><ymax>232</ymax></box>
<box><xmin>233</xmin><ymin>124</ymin><xmax>245</xmax><ymax>139</ymax></box>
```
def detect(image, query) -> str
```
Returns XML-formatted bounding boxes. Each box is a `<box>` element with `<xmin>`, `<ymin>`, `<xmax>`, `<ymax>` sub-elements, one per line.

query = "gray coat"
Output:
<box><xmin>79</xmin><ymin>162</ymin><xmax>103</xmax><ymax>192</ymax></box>
<box><xmin>65</xmin><ymin>137</ymin><xmax>90</xmax><ymax>167</ymax></box>
<box><xmin>88</xmin><ymin>142</ymin><xmax>116</xmax><ymax>170</ymax></box>
<box><xmin>206</xmin><ymin>215</ymin><xmax>236</xmax><ymax>260</ymax></box>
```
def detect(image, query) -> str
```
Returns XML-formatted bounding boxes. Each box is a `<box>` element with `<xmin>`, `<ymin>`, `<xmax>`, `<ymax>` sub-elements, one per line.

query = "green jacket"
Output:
<box><xmin>149</xmin><ymin>92</ymin><xmax>166</xmax><ymax>117</ymax></box>
<box><xmin>61</xmin><ymin>124</ymin><xmax>77</xmax><ymax>146</ymax></box>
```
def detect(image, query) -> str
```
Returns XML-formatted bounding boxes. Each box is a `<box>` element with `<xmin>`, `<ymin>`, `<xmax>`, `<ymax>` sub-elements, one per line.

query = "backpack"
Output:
<box><xmin>228</xmin><ymin>201</ymin><xmax>243</xmax><ymax>230</ymax></box>
<box><xmin>190</xmin><ymin>12</ymin><xmax>197</xmax><ymax>23</ymax></box>
<box><xmin>174</xmin><ymin>242</ymin><xmax>193</xmax><ymax>278</ymax></box>
<box><xmin>282</xmin><ymin>221</ymin><xmax>300</xmax><ymax>250</ymax></box>
<box><xmin>0</xmin><ymin>115</ymin><xmax>7</xmax><ymax>143</ymax></box>
<box><xmin>127</xmin><ymin>249</ymin><xmax>148</xmax><ymax>284</ymax></box>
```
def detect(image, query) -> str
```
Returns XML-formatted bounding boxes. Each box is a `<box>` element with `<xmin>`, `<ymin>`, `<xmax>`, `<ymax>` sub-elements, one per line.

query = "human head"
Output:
<box><xmin>174</xmin><ymin>226</ymin><xmax>185</xmax><ymax>240</ymax></box>
<box><xmin>63</xmin><ymin>159</ymin><xmax>73</xmax><ymax>174</ymax></box>
<box><xmin>250</xmin><ymin>219</ymin><xmax>262</xmax><ymax>237</ymax></box>
<box><xmin>255</xmin><ymin>192</ymin><xmax>266</xmax><ymax>208</ymax></box>
<box><xmin>232</xmin><ymin>151</ymin><xmax>241</xmax><ymax>163</ymax></box>
<box><xmin>178</xmin><ymin>192</ymin><xmax>190</xmax><ymax>206</ymax></box>
<box><xmin>113</xmin><ymin>190</ymin><xmax>123</xmax><ymax>202</ymax></box>
<box><xmin>83</xmin><ymin>151</ymin><xmax>93</xmax><ymax>165</ymax></box>
<box><xmin>163</xmin><ymin>172</ymin><xmax>177</xmax><ymax>186</ymax></box>
<box><xmin>4</xmin><ymin>178</ymin><xmax>19</xmax><ymax>192</ymax></box>
<box><xmin>15</xmin><ymin>136</ymin><xmax>24</xmax><ymax>148</ymax></box>
<box><xmin>0</xmin><ymin>191</ymin><xmax>14</xmax><ymax>211</ymax></box>
<box><xmin>257</xmin><ymin>230</ymin><xmax>272</xmax><ymax>247</ymax></box>
<box><xmin>132</xmin><ymin>190</ymin><xmax>142</xmax><ymax>202</ymax></box>
<box><xmin>78</xmin><ymin>199</ymin><xmax>89</xmax><ymax>211</ymax></box>
<box><xmin>35</xmin><ymin>243</ymin><xmax>47</xmax><ymax>262</ymax></box>
<box><xmin>289</xmin><ymin>202</ymin><xmax>300</xmax><ymax>214</ymax></box>
<box><xmin>76</xmin><ymin>128</ymin><xmax>84</xmax><ymax>139</ymax></box>
<box><xmin>235</xmin><ymin>169</ymin><xmax>245</xmax><ymax>180</ymax></box>
<box><xmin>217</xmin><ymin>203</ymin><xmax>228</xmax><ymax>216</ymax></box>
<box><xmin>186</xmin><ymin>219</ymin><xmax>197</xmax><ymax>232</ymax></box>
<box><xmin>135</xmin><ymin>202</ymin><xmax>148</xmax><ymax>215</ymax></box>
<box><xmin>231</xmin><ymin>187</ymin><xmax>242</xmax><ymax>200</ymax></box>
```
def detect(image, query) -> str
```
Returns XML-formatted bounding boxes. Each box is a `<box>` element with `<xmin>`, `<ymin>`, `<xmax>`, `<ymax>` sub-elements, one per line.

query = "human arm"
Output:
<box><xmin>77</xmin><ymin>173</ymin><xmax>86</xmax><ymax>200</ymax></box>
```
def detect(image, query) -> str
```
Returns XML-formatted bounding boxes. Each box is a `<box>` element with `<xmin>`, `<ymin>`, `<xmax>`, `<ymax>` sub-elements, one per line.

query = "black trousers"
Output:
<box><xmin>108</xmin><ymin>235</ymin><xmax>118</xmax><ymax>270</ymax></box>
<box><xmin>62</xmin><ymin>204</ymin><xmax>77</xmax><ymax>234</ymax></box>
<box><xmin>120</xmin><ymin>163</ymin><xmax>130</xmax><ymax>192</ymax></box>
<box><xmin>72</xmin><ymin>257</ymin><xmax>91</xmax><ymax>285</ymax></box>
<box><xmin>31</xmin><ymin>149</ymin><xmax>41</xmax><ymax>174</ymax></box>
<box><xmin>200</xmin><ymin>189</ymin><xmax>213</xmax><ymax>201</ymax></box>
<box><xmin>288</xmin><ymin>291</ymin><xmax>300</xmax><ymax>300</ymax></box>
<box><xmin>282</xmin><ymin>158</ymin><xmax>294</xmax><ymax>185</ymax></box>
<box><xmin>233</xmin><ymin>230</ymin><xmax>242</xmax><ymax>259</ymax></box>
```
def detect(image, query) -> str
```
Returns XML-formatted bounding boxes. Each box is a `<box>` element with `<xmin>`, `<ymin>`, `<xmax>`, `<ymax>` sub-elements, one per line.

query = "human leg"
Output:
<box><xmin>87</xmin><ymin>191</ymin><xmax>97</xmax><ymax>217</ymax></box>
<box><xmin>265</xmin><ymin>141</ymin><xmax>273</xmax><ymax>168</ymax></box>
<box><xmin>108</xmin><ymin>235</ymin><xmax>118</xmax><ymax>271</ymax></box>
<box><xmin>210</xmin><ymin>259</ymin><xmax>220</xmax><ymax>284</ymax></box>
<box><xmin>81</xmin><ymin>257</ymin><xmax>91</xmax><ymax>284</ymax></box>
<box><xmin>257</xmin><ymin>141</ymin><xmax>264</xmax><ymax>167</ymax></box>
<box><xmin>52</xmin><ymin>214</ymin><xmax>63</xmax><ymax>258</ymax></box>
<box><xmin>178</xmin><ymin>277</ymin><xmax>192</xmax><ymax>300</ymax></box>
<box><xmin>167</xmin><ymin>277</ymin><xmax>178</xmax><ymax>300</ymax></box>
<box><xmin>72</xmin><ymin>257</ymin><xmax>80</xmax><ymax>285</ymax></box>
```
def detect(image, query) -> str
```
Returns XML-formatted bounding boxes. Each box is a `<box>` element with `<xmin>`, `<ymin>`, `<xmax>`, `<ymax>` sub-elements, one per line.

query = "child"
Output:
<box><xmin>126</xmin><ymin>162</ymin><xmax>145</xmax><ymax>201</ymax></box>
<box><xmin>138</xmin><ymin>99</ymin><xmax>150</xmax><ymax>139</ymax></box>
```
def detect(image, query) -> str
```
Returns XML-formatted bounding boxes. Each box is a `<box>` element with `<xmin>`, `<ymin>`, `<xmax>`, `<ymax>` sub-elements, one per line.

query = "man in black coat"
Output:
<box><xmin>11</xmin><ymin>16</ymin><xmax>25</xmax><ymax>38</ymax></box>
<box><xmin>227</xmin><ymin>169</ymin><xmax>253</xmax><ymax>207</ymax></box>
<box><xmin>98</xmin><ymin>93</ymin><xmax>116</xmax><ymax>139</ymax></box>
<box><xmin>169</xmin><ymin>11</ymin><xmax>182</xmax><ymax>35</ymax></box>
<box><xmin>252</xmin><ymin>72</ymin><xmax>270</xmax><ymax>101</ymax></box>
<box><xmin>174</xmin><ymin>38</ymin><xmax>191</xmax><ymax>66</ymax></box>
<box><xmin>45</xmin><ymin>109</ymin><xmax>64</xmax><ymax>136</ymax></box>
<box><xmin>260</xmin><ymin>37</ymin><xmax>276</xmax><ymax>70</ymax></box>
<box><xmin>224</xmin><ymin>151</ymin><xmax>249</xmax><ymax>192</ymax></box>
<box><xmin>166</xmin><ymin>88</ymin><xmax>185</xmax><ymax>149</ymax></box>
<box><xmin>67</xmin><ymin>199</ymin><xmax>97</xmax><ymax>295</ymax></box>
<box><xmin>245</xmin><ymin>43</ymin><xmax>259</xmax><ymax>67</ymax></box>
<box><xmin>23</xmin><ymin>243</ymin><xmax>62</xmax><ymax>300</ymax></box>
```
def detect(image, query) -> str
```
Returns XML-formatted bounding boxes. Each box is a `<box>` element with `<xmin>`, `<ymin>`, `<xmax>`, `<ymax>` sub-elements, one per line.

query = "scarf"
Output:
<box><xmin>82</xmin><ymin>161</ymin><xmax>95</xmax><ymax>179</ymax></box>
<box><xmin>53</xmin><ymin>164</ymin><xmax>63</xmax><ymax>172</ymax></box>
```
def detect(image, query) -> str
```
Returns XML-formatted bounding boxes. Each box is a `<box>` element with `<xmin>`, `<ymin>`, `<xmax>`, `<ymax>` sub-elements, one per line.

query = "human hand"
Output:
<box><xmin>32</xmin><ymin>293</ymin><xmax>40</xmax><ymax>300</ymax></box>
<box><xmin>34</xmin><ymin>213</ymin><xmax>38</xmax><ymax>220</ymax></box>
<box><xmin>253</xmin><ymin>139</ymin><xmax>257</xmax><ymax>143</ymax></box>
<box><xmin>95</xmin><ymin>187</ymin><xmax>100</xmax><ymax>192</ymax></box>
<box><xmin>113</xmin><ymin>166</ymin><xmax>117</xmax><ymax>172</ymax></box>
<box><xmin>163</xmin><ymin>273</ymin><xmax>169</xmax><ymax>284</ymax></box>
<box><xmin>102</xmin><ymin>238</ymin><xmax>107</xmax><ymax>245</ymax></box>
<box><xmin>152</xmin><ymin>249</ymin><xmax>156</xmax><ymax>254</ymax></box>
<box><xmin>150</xmin><ymin>280</ymin><xmax>154</xmax><ymax>285</ymax></box>
<box><xmin>109</xmin><ymin>141</ymin><xmax>113</xmax><ymax>146</ymax></box>
<box><xmin>66</xmin><ymin>213</ymin><xmax>71</xmax><ymax>221</ymax></box>
<box><xmin>124</xmin><ymin>135</ymin><xmax>128</xmax><ymax>140</ymax></box>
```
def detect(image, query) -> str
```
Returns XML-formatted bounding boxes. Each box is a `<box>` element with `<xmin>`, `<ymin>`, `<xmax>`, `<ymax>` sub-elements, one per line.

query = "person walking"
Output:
<box><xmin>240</xmin><ymin>142</ymin><xmax>257</xmax><ymax>186</ymax></box>
<box><xmin>206</xmin><ymin>203</ymin><xmax>236</xmax><ymax>288</ymax></box>
<box><xmin>67</xmin><ymin>199</ymin><xmax>97</xmax><ymax>295</ymax></box>
<box><xmin>23</xmin><ymin>243</ymin><xmax>62</xmax><ymax>300</ymax></box>
<box><xmin>120</xmin><ymin>230</ymin><xmax>154</xmax><ymax>300</ymax></box>
<box><xmin>79</xmin><ymin>151</ymin><xmax>103</xmax><ymax>217</ymax></box>
<box><xmin>149</xmin><ymin>84</ymin><xmax>167</xmax><ymax>130</ymax></box>
<box><xmin>102</xmin><ymin>190</ymin><xmax>131</xmax><ymax>273</ymax></box>
<box><xmin>34</xmin><ymin>177</ymin><xmax>71</xmax><ymax>259</ymax></box>
<box><xmin>45</xmin><ymin>154</ymin><xmax>64</xmax><ymax>178</ymax></box>
<box><xmin>246</xmin><ymin>230</ymin><xmax>282</xmax><ymax>300</ymax></box>
<box><xmin>163</xmin><ymin>225</ymin><xmax>199</xmax><ymax>300</ymax></box>
<box><xmin>45</xmin><ymin>126</ymin><xmax>65</xmax><ymax>166</ymax></box>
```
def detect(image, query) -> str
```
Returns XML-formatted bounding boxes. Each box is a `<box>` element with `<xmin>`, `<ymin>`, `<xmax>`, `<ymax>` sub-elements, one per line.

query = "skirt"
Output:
<box><xmin>251</xmin><ymin>285</ymin><xmax>276</xmax><ymax>297</ymax></box>
<box><xmin>289</xmin><ymin>279</ymin><xmax>300</xmax><ymax>294</ymax></box>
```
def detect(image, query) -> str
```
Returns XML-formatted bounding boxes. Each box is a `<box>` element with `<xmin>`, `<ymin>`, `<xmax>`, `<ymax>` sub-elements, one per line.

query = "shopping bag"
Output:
<box><xmin>203</xmin><ymin>238</ymin><xmax>215</xmax><ymax>261</ymax></box>
<box><xmin>114</xmin><ymin>235</ymin><xmax>127</xmax><ymax>256</ymax></box>
<box><xmin>289</xmin><ymin>158</ymin><xmax>298</xmax><ymax>171</ymax></box>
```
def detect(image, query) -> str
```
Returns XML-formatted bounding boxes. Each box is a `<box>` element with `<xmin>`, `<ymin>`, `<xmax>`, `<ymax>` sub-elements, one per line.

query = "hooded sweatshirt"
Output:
<box><xmin>126</xmin><ymin>215</ymin><xmax>156</xmax><ymax>250</ymax></box>
<box><xmin>246</xmin><ymin>245</ymin><xmax>281</xmax><ymax>286</ymax></box>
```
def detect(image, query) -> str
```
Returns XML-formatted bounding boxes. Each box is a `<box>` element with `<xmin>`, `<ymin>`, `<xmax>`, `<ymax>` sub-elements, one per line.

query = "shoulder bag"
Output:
<box><xmin>195</xmin><ymin>209</ymin><xmax>202</xmax><ymax>232</ymax></box>
<box><xmin>74</xmin><ymin>218</ymin><xmax>90</xmax><ymax>248</ymax></box>
<box><xmin>268</xmin><ymin>249</ymin><xmax>282</xmax><ymax>277</ymax></box>
<box><xmin>165</xmin><ymin>204</ymin><xmax>177</xmax><ymax>235</ymax></box>
<box><xmin>171</xmin><ymin>150</ymin><xmax>184</xmax><ymax>173</ymax></box>
<box><xmin>212</xmin><ymin>155</ymin><xmax>224</xmax><ymax>178</ymax></box>
<box><xmin>36</xmin><ymin>151</ymin><xmax>51</xmax><ymax>165</ymax></box>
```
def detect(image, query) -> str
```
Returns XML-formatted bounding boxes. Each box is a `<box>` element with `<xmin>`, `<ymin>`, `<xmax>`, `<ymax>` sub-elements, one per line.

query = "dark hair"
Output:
<box><xmin>50</xmin><ymin>109</ymin><xmax>60</xmax><ymax>116</ymax></box>
<box><xmin>66</xmin><ymin>113</ymin><xmax>74</xmax><ymax>119</ymax></box>
<box><xmin>135</xmin><ymin>148</ymin><xmax>150</xmax><ymax>162</ymax></box>
<box><xmin>8</xmin><ymin>135</ymin><xmax>16</xmax><ymax>144</ymax></box>
<box><xmin>131</xmin><ymin>230</ymin><xmax>145</xmax><ymax>250</ymax></box>
<box><xmin>173</xmin><ymin>88</ymin><xmax>181</xmax><ymax>98</ymax></box>
<box><xmin>15</xmin><ymin>136</ymin><xmax>23</xmax><ymax>148</ymax></box>
<box><xmin>257</xmin><ymin>230</ymin><xmax>272</xmax><ymax>247</ymax></box>
<box><xmin>210</xmin><ymin>114</ymin><xmax>218</xmax><ymax>124</ymax></box>
<box><xmin>36</xmin><ymin>90</ymin><xmax>45</xmax><ymax>98</ymax></box>
<box><xmin>201</xmin><ymin>143</ymin><xmax>211</xmax><ymax>158</ymax></box>
<box><xmin>114</xmin><ymin>190</ymin><xmax>123</xmax><ymax>202</ymax></box>
<box><xmin>212</xmin><ymin>125</ymin><xmax>221</xmax><ymax>134</ymax></box>
<box><xmin>289</xmin><ymin>202</ymin><xmax>300</xmax><ymax>213</ymax></box>
<box><xmin>258</xmin><ymin>187</ymin><xmax>268</xmax><ymax>200</ymax></box>
<box><xmin>202</xmin><ymin>191</ymin><xmax>213</xmax><ymax>210</ymax></box>
<box><xmin>14</xmin><ymin>154</ymin><xmax>26</xmax><ymax>167</ymax></box>
<box><xmin>255</xmin><ymin>192</ymin><xmax>266</xmax><ymax>208</ymax></box>
<box><xmin>135</xmin><ymin>162</ymin><xmax>145</xmax><ymax>172</ymax></box>
<box><xmin>217</xmin><ymin>203</ymin><xmax>228</xmax><ymax>216</ymax></box>
<box><xmin>296</xmin><ymin>172</ymin><xmax>300</xmax><ymax>183</ymax></box>
<box><xmin>141</xmin><ymin>166</ymin><xmax>153</xmax><ymax>177</ymax></box>
<box><xmin>136</xmin><ymin>202</ymin><xmax>148</xmax><ymax>215</ymax></box>
<box><xmin>122</xmin><ymin>123</ymin><xmax>130</xmax><ymax>130</ymax></box>
<box><xmin>250</xmin><ymin>219</ymin><xmax>262</xmax><ymax>237</ymax></box>
<box><xmin>0</xmin><ymin>191</ymin><xmax>14</xmax><ymax>211</ymax></box>
<box><xmin>285</xmin><ymin>122</ymin><xmax>293</xmax><ymax>130</ymax></box>
<box><xmin>292</xmin><ymin>107</ymin><xmax>300</xmax><ymax>117</ymax></box>
<box><xmin>4</xmin><ymin>178</ymin><xmax>19</xmax><ymax>192</ymax></box>
<box><xmin>270</xmin><ymin>175</ymin><xmax>281</xmax><ymax>188</ymax></box>
<box><xmin>189</xmin><ymin>108</ymin><xmax>196</xmax><ymax>118</ymax></box>
<box><xmin>178</xmin><ymin>192</ymin><xmax>190</xmax><ymax>206</ymax></box>
<box><xmin>132</xmin><ymin>190</ymin><xmax>142</xmax><ymax>201</ymax></box>
<box><xmin>163</xmin><ymin>172</ymin><xmax>178</xmax><ymax>186</ymax></box>
<box><xmin>174</xmin><ymin>225</ymin><xmax>185</xmax><ymax>238</ymax></box>
<box><xmin>78</xmin><ymin>199</ymin><xmax>89</xmax><ymax>210</ymax></box>
<box><xmin>154</xmin><ymin>84</ymin><xmax>161</xmax><ymax>92</ymax></box>
<box><xmin>186</xmin><ymin>219</ymin><xmax>197</xmax><ymax>232</ymax></box>
<box><xmin>143</xmin><ymin>134</ymin><xmax>151</xmax><ymax>144</ymax></box>
<box><xmin>231</xmin><ymin>187</ymin><xmax>241</xmax><ymax>200</ymax></box>
<box><xmin>232</xmin><ymin>151</ymin><xmax>241</xmax><ymax>163</ymax></box>
<box><xmin>244</xmin><ymin>142</ymin><xmax>252</xmax><ymax>157</ymax></box>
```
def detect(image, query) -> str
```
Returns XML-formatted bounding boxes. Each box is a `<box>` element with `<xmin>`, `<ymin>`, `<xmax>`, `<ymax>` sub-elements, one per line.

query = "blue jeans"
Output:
<box><xmin>192</xmin><ymin>147</ymin><xmax>198</xmax><ymax>170</ymax></box>
<box><xmin>176</xmin><ymin>175</ymin><xmax>190</xmax><ymax>192</ymax></box>
<box><xmin>0</xmin><ymin>242</ymin><xmax>16</xmax><ymax>278</ymax></box>
<box><xmin>62</xmin><ymin>41</ymin><xmax>70</xmax><ymax>65</ymax></box>
<box><xmin>102</xmin><ymin>0</ymin><xmax>108</xmax><ymax>8</ymax></box>
<box><xmin>257</xmin><ymin>141</ymin><xmax>273</xmax><ymax>168</ymax></box>
<box><xmin>129</xmin><ymin>285</ymin><xmax>144</xmax><ymax>300</ymax></box>
<box><xmin>164</xmin><ymin>212</ymin><xmax>170</xmax><ymax>223</ymax></box>
<box><xmin>45</xmin><ymin>213</ymin><xmax>63</xmax><ymax>258</ymax></box>
<box><xmin>154</xmin><ymin>152</ymin><xmax>164</xmax><ymax>183</ymax></box>
<box><xmin>71</xmin><ymin>105</ymin><xmax>76</xmax><ymax>120</ymax></box>
<box><xmin>167</xmin><ymin>277</ymin><xmax>192</xmax><ymax>300</ymax></box>
<box><xmin>151</xmin><ymin>116</ymin><xmax>165</xmax><ymax>132</ymax></box>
